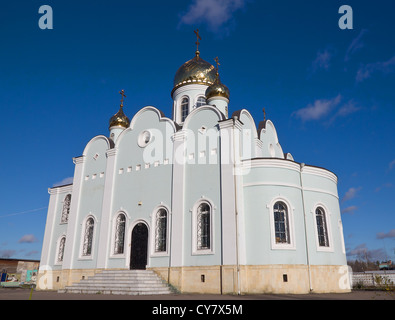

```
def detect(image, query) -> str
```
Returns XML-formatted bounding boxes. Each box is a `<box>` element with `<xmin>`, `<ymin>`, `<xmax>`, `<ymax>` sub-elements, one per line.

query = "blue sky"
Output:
<box><xmin>0</xmin><ymin>0</ymin><xmax>394</xmax><ymax>263</ymax></box>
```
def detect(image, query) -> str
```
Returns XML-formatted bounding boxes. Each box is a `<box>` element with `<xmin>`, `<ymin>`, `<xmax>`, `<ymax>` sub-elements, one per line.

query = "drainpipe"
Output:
<box><xmin>300</xmin><ymin>163</ymin><xmax>313</xmax><ymax>292</ymax></box>
<box><xmin>232</xmin><ymin>116</ymin><xmax>241</xmax><ymax>295</ymax></box>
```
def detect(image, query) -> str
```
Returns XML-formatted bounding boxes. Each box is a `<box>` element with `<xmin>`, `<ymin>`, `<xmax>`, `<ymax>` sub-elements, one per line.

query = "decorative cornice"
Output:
<box><xmin>302</xmin><ymin>165</ymin><xmax>338</xmax><ymax>184</ymax></box>
<box><xmin>218</xmin><ymin>118</ymin><xmax>243</xmax><ymax>131</ymax></box>
<box><xmin>73</xmin><ymin>156</ymin><xmax>85</xmax><ymax>165</ymax></box>
<box><xmin>172</xmin><ymin>84</ymin><xmax>210</xmax><ymax>97</ymax></box>
<box><xmin>106</xmin><ymin>148</ymin><xmax>118</xmax><ymax>158</ymax></box>
<box><xmin>48</xmin><ymin>184</ymin><xmax>73</xmax><ymax>195</ymax></box>
<box><xmin>244</xmin><ymin>158</ymin><xmax>300</xmax><ymax>172</ymax></box>
<box><xmin>242</xmin><ymin>158</ymin><xmax>338</xmax><ymax>184</ymax></box>
<box><xmin>172</xmin><ymin>131</ymin><xmax>187</xmax><ymax>142</ymax></box>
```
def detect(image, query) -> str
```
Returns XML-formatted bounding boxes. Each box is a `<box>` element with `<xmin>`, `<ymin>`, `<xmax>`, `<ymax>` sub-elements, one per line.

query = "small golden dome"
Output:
<box><xmin>205</xmin><ymin>72</ymin><xmax>230</xmax><ymax>100</ymax></box>
<box><xmin>172</xmin><ymin>52</ymin><xmax>216</xmax><ymax>94</ymax></box>
<box><xmin>109</xmin><ymin>106</ymin><xmax>130</xmax><ymax>129</ymax></box>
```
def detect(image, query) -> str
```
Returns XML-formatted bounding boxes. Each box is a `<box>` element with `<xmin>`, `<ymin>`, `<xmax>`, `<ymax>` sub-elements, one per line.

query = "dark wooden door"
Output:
<box><xmin>130</xmin><ymin>223</ymin><xmax>148</xmax><ymax>270</ymax></box>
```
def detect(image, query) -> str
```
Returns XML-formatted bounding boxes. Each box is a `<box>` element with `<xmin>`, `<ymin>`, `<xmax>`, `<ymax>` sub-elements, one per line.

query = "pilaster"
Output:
<box><xmin>62</xmin><ymin>156</ymin><xmax>86</xmax><ymax>270</ymax></box>
<box><xmin>96</xmin><ymin>148</ymin><xmax>118</xmax><ymax>269</ymax></box>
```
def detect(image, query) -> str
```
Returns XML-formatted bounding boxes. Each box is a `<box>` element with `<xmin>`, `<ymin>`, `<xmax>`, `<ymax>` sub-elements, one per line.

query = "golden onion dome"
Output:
<box><xmin>109</xmin><ymin>105</ymin><xmax>130</xmax><ymax>129</ymax></box>
<box><xmin>172</xmin><ymin>51</ymin><xmax>217</xmax><ymax>94</ymax></box>
<box><xmin>205</xmin><ymin>72</ymin><xmax>230</xmax><ymax>100</ymax></box>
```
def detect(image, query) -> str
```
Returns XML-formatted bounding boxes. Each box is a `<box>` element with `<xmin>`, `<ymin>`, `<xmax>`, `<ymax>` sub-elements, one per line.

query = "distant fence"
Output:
<box><xmin>351</xmin><ymin>271</ymin><xmax>395</xmax><ymax>288</ymax></box>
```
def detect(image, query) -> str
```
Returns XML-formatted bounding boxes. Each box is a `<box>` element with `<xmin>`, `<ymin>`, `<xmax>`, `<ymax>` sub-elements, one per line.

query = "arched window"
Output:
<box><xmin>155</xmin><ymin>209</ymin><xmax>167</xmax><ymax>252</ymax></box>
<box><xmin>273</xmin><ymin>201</ymin><xmax>290</xmax><ymax>244</ymax></box>
<box><xmin>181</xmin><ymin>97</ymin><xmax>189</xmax><ymax>122</ymax></box>
<box><xmin>82</xmin><ymin>217</ymin><xmax>94</xmax><ymax>256</ymax></box>
<box><xmin>316</xmin><ymin>207</ymin><xmax>329</xmax><ymax>247</ymax></box>
<box><xmin>114</xmin><ymin>214</ymin><xmax>126</xmax><ymax>254</ymax></box>
<box><xmin>197</xmin><ymin>203</ymin><xmax>211</xmax><ymax>250</ymax></box>
<box><xmin>61</xmin><ymin>194</ymin><xmax>71</xmax><ymax>223</ymax></box>
<box><xmin>57</xmin><ymin>236</ymin><xmax>66</xmax><ymax>263</ymax></box>
<box><xmin>196</xmin><ymin>96</ymin><xmax>206</xmax><ymax>108</ymax></box>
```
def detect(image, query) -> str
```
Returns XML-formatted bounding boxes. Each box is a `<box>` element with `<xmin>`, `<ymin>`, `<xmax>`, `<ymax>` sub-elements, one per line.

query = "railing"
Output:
<box><xmin>352</xmin><ymin>271</ymin><xmax>395</xmax><ymax>288</ymax></box>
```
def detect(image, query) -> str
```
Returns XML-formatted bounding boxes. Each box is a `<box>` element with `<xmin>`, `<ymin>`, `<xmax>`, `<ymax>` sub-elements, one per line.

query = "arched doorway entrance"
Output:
<box><xmin>130</xmin><ymin>223</ymin><xmax>148</xmax><ymax>270</ymax></box>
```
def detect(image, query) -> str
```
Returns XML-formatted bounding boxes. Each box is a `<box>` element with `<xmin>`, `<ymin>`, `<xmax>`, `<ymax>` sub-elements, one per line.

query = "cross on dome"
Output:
<box><xmin>119</xmin><ymin>89</ymin><xmax>126</xmax><ymax>107</ymax></box>
<box><xmin>194</xmin><ymin>29</ymin><xmax>202</xmax><ymax>57</ymax></box>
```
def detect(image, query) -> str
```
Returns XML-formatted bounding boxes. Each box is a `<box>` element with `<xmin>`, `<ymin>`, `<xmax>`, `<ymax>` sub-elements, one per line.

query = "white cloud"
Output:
<box><xmin>179</xmin><ymin>0</ymin><xmax>247</xmax><ymax>32</ymax></box>
<box><xmin>53</xmin><ymin>176</ymin><xmax>73</xmax><ymax>187</ymax></box>
<box><xmin>18</xmin><ymin>234</ymin><xmax>38</xmax><ymax>243</ymax></box>
<box><xmin>341</xmin><ymin>187</ymin><xmax>362</xmax><ymax>203</ymax></box>
<box><xmin>25</xmin><ymin>250</ymin><xmax>39</xmax><ymax>257</ymax></box>
<box><xmin>311</xmin><ymin>49</ymin><xmax>332</xmax><ymax>73</ymax></box>
<box><xmin>341</xmin><ymin>206</ymin><xmax>358</xmax><ymax>215</ymax></box>
<box><xmin>335</xmin><ymin>101</ymin><xmax>360</xmax><ymax>117</ymax></box>
<box><xmin>293</xmin><ymin>95</ymin><xmax>342</xmax><ymax>122</ymax></box>
<box><xmin>376</xmin><ymin>229</ymin><xmax>395</xmax><ymax>240</ymax></box>
<box><xmin>356</xmin><ymin>55</ymin><xmax>395</xmax><ymax>82</ymax></box>
<box><xmin>347</xmin><ymin>243</ymin><xmax>387</xmax><ymax>261</ymax></box>
<box><xmin>0</xmin><ymin>249</ymin><xmax>16</xmax><ymax>258</ymax></box>
<box><xmin>327</xmin><ymin>100</ymin><xmax>360</xmax><ymax>124</ymax></box>
<box><xmin>389</xmin><ymin>159</ymin><xmax>395</xmax><ymax>171</ymax></box>
<box><xmin>345</xmin><ymin>29</ymin><xmax>368</xmax><ymax>62</ymax></box>
<box><xmin>375</xmin><ymin>182</ymin><xmax>393</xmax><ymax>192</ymax></box>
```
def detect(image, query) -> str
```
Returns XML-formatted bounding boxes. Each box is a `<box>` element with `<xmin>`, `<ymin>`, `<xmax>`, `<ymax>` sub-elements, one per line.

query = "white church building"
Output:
<box><xmin>37</xmin><ymin>36</ymin><xmax>351</xmax><ymax>294</ymax></box>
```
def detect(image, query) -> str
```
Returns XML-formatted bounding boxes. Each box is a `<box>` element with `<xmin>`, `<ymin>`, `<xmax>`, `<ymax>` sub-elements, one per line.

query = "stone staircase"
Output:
<box><xmin>58</xmin><ymin>270</ymin><xmax>173</xmax><ymax>295</ymax></box>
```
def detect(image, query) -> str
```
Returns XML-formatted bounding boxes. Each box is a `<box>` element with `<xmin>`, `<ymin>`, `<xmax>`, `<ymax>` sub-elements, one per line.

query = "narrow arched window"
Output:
<box><xmin>196</xmin><ymin>96</ymin><xmax>206</xmax><ymax>107</ymax></box>
<box><xmin>155</xmin><ymin>209</ymin><xmax>167</xmax><ymax>252</ymax></box>
<box><xmin>274</xmin><ymin>201</ymin><xmax>290</xmax><ymax>244</ymax></box>
<box><xmin>114</xmin><ymin>214</ymin><xmax>126</xmax><ymax>254</ymax></box>
<box><xmin>82</xmin><ymin>217</ymin><xmax>94</xmax><ymax>256</ymax></box>
<box><xmin>61</xmin><ymin>194</ymin><xmax>71</xmax><ymax>223</ymax></box>
<box><xmin>181</xmin><ymin>97</ymin><xmax>189</xmax><ymax>122</ymax></box>
<box><xmin>57</xmin><ymin>236</ymin><xmax>66</xmax><ymax>262</ymax></box>
<box><xmin>197</xmin><ymin>203</ymin><xmax>211</xmax><ymax>250</ymax></box>
<box><xmin>316</xmin><ymin>207</ymin><xmax>329</xmax><ymax>247</ymax></box>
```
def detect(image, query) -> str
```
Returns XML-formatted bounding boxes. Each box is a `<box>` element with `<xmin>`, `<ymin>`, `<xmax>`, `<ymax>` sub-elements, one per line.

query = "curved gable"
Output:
<box><xmin>82</xmin><ymin>135</ymin><xmax>112</xmax><ymax>175</ymax></box>
<box><xmin>258</xmin><ymin>120</ymin><xmax>285</xmax><ymax>159</ymax></box>
<box><xmin>83</xmin><ymin>135</ymin><xmax>114</xmax><ymax>157</ymax></box>
<box><xmin>116</xmin><ymin>106</ymin><xmax>177</xmax><ymax>167</ymax></box>
<box><xmin>183</xmin><ymin>105</ymin><xmax>225</xmax><ymax>130</ymax></box>
<box><xmin>129</xmin><ymin>106</ymin><xmax>177</xmax><ymax>132</ymax></box>
<box><xmin>232</xmin><ymin>109</ymin><xmax>259</xmax><ymax>159</ymax></box>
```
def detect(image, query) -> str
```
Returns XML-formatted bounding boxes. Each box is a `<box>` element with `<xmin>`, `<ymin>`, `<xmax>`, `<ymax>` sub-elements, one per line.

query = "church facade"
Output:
<box><xmin>37</xmin><ymin>41</ymin><xmax>351</xmax><ymax>294</ymax></box>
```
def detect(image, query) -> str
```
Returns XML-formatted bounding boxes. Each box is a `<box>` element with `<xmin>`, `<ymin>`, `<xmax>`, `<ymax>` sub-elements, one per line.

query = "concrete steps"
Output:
<box><xmin>58</xmin><ymin>270</ymin><xmax>173</xmax><ymax>295</ymax></box>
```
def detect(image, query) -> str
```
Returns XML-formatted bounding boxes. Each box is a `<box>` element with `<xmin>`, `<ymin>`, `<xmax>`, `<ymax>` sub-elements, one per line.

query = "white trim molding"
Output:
<box><xmin>311</xmin><ymin>203</ymin><xmax>334</xmax><ymax>252</ymax></box>
<box><xmin>190</xmin><ymin>197</ymin><xmax>215</xmax><ymax>256</ymax></box>
<box><xmin>266</xmin><ymin>196</ymin><xmax>296</xmax><ymax>250</ymax></box>
<box><xmin>150</xmin><ymin>204</ymin><xmax>171</xmax><ymax>258</ymax></box>
<box><xmin>109</xmin><ymin>210</ymin><xmax>129</xmax><ymax>259</ymax></box>
<box><xmin>78</xmin><ymin>214</ymin><xmax>98</xmax><ymax>260</ymax></box>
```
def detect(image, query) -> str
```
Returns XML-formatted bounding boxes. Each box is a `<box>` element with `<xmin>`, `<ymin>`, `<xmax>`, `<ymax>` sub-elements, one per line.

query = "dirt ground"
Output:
<box><xmin>0</xmin><ymin>288</ymin><xmax>393</xmax><ymax>300</ymax></box>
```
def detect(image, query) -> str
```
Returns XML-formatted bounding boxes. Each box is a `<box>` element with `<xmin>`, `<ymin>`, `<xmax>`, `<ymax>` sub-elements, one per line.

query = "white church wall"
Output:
<box><xmin>181</xmin><ymin>106</ymin><xmax>223</xmax><ymax>267</ymax></box>
<box><xmin>40</xmin><ymin>185</ymin><xmax>72</xmax><ymax>271</ymax></box>
<box><xmin>235</xmin><ymin>109</ymin><xmax>259</xmax><ymax>160</ymax></box>
<box><xmin>300</xmin><ymin>166</ymin><xmax>347</xmax><ymax>267</ymax></box>
<box><xmin>240</xmin><ymin>159</ymin><xmax>347</xmax><ymax>268</ymax></box>
<box><xmin>242</xmin><ymin>181</ymin><xmax>308</xmax><ymax>266</ymax></box>
<box><xmin>71</xmin><ymin>136</ymin><xmax>110</xmax><ymax>270</ymax></box>
<box><xmin>172</xmin><ymin>84</ymin><xmax>209</xmax><ymax>124</ymax></box>
<box><xmin>103</xmin><ymin>107</ymin><xmax>176</xmax><ymax>270</ymax></box>
<box><xmin>259</xmin><ymin>120</ymin><xmax>284</xmax><ymax>158</ymax></box>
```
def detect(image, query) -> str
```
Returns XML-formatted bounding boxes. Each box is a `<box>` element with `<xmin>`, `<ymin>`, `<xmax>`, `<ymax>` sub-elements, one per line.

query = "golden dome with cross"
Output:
<box><xmin>172</xmin><ymin>29</ymin><xmax>216</xmax><ymax>95</ymax></box>
<box><xmin>109</xmin><ymin>90</ymin><xmax>130</xmax><ymax>129</ymax></box>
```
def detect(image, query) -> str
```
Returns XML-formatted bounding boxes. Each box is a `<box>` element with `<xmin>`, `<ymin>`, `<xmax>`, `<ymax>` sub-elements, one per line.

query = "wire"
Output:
<box><xmin>0</xmin><ymin>207</ymin><xmax>47</xmax><ymax>219</ymax></box>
